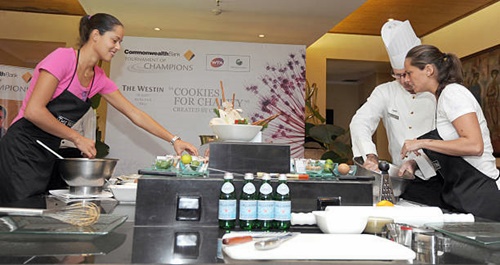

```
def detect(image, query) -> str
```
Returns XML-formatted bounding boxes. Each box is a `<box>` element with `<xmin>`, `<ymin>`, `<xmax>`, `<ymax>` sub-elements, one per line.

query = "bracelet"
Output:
<box><xmin>170</xmin><ymin>135</ymin><xmax>181</xmax><ymax>145</ymax></box>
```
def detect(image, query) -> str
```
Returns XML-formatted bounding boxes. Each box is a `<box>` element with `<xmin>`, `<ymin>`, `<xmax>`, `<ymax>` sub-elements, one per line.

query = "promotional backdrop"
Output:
<box><xmin>108</xmin><ymin>37</ymin><xmax>306</xmax><ymax>175</ymax></box>
<box><xmin>0</xmin><ymin>64</ymin><xmax>32</xmax><ymax>135</ymax></box>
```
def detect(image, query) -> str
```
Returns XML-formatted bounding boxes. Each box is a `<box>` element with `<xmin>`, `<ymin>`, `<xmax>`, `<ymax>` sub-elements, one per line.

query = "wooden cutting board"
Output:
<box><xmin>223</xmin><ymin>233</ymin><xmax>416</xmax><ymax>261</ymax></box>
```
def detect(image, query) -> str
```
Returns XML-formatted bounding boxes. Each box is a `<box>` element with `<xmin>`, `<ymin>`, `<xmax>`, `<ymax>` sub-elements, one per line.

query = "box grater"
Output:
<box><xmin>378</xmin><ymin>161</ymin><xmax>396</xmax><ymax>203</ymax></box>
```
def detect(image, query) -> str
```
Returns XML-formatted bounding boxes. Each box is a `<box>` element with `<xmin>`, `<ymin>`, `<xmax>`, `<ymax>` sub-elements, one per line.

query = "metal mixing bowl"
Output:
<box><xmin>199</xmin><ymin>134</ymin><xmax>218</xmax><ymax>145</ymax></box>
<box><xmin>58</xmin><ymin>158</ymin><xmax>119</xmax><ymax>196</ymax></box>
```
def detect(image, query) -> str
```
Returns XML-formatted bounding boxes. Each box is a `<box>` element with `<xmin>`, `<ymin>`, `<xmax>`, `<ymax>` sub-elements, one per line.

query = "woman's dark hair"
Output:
<box><xmin>406</xmin><ymin>44</ymin><xmax>463</xmax><ymax>96</ymax></box>
<box><xmin>78</xmin><ymin>13</ymin><xmax>123</xmax><ymax>48</ymax></box>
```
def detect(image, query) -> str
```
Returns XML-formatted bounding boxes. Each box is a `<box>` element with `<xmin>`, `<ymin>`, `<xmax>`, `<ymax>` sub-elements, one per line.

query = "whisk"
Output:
<box><xmin>0</xmin><ymin>202</ymin><xmax>100</xmax><ymax>227</ymax></box>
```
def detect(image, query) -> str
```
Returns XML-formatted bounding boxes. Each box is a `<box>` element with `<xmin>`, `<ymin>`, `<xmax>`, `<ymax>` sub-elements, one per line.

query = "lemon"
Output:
<box><xmin>376</xmin><ymin>200</ymin><xmax>394</xmax><ymax>207</ymax></box>
<box><xmin>181</xmin><ymin>153</ymin><xmax>192</xmax><ymax>164</ymax></box>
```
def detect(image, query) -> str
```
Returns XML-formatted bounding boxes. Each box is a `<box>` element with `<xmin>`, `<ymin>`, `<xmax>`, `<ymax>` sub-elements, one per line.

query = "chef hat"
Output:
<box><xmin>381</xmin><ymin>20</ymin><xmax>421</xmax><ymax>70</ymax></box>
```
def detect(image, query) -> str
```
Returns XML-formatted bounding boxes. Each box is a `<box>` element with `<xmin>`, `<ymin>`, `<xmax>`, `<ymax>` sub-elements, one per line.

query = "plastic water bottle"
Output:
<box><xmin>257</xmin><ymin>173</ymin><xmax>274</xmax><ymax>231</ymax></box>
<box><xmin>239</xmin><ymin>173</ymin><xmax>258</xmax><ymax>230</ymax></box>
<box><xmin>218</xmin><ymin>172</ymin><xmax>236</xmax><ymax>230</ymax></box>
<box><xmin>273</xmin><ymin>174</ymin><xmax>291</xmax><ymax>230</ymax></box>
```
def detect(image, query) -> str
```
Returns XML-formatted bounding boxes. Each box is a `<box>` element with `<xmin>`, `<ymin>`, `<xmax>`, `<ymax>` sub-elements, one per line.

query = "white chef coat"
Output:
<box><xmin>436</xmin><ymin>84</ymin><xmax>499</xmax><ymax>184</ymax></box>
<box><xmin>350</xmin><ymin>80</ymin><xmax>436</xmax><ymax>177</ymax></box>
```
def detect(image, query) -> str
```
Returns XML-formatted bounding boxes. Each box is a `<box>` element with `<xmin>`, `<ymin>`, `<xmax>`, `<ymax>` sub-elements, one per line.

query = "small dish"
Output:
<box><xmin>108</xmin><ymin>184</ymin><xmax>137</xmax><ymax>203</ymax></box>
<box><xmin>176</xmin><ymin>159</ymin><xmax>208</xmax><ymax>177</ymax></box>
<box><xmin>305</xmin><ymin>159</ymin><xmax>325</xmax><ymax>174</ymax></box>
<box><xmin>155</xmin><ymin>156</ymin><xmax>176</xmax><ymax>170</ymax></box>
<box><xmin>364</xmin><ymin>216</ymin><xmax>394</xmax><ymax>234</ymax></box>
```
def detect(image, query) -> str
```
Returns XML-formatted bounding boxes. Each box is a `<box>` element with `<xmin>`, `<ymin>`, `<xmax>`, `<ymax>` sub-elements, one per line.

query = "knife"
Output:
<box><xmin>254</xmin><ymin>233</ymin><xmax>299</xmax><ymax>250</ymax></box>
<box><xmin>222</xmin><ymin>232</ymin><xmax>298</xmax><ymax>247</ymax></box>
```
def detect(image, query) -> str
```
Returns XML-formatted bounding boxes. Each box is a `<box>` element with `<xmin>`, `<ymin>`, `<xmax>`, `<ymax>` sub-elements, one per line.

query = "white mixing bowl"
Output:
<box><xmin>210</xmin><ymin>124</ymin><xmax>262</xmax><ymax>142</ymax></box>
<box><xmin>313</xmin><ymin>208</ymin><xmax>369</xmax><ymax>234</ymax></box>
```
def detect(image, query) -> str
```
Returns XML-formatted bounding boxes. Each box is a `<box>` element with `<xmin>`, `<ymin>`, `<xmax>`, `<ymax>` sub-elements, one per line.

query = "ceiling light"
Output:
<box><xmin>259</xmin><ymin>34</ymin><xmax>265</xmax><ymax>38</ymax></box>
<box><xmin>154</xmin><ymin>27</ymin><xmax>161</xmax><ymax>31</ymax></box>
<box><xmin>212</xmin><ymin>0</ymin><xmax>222</xmax><ymax>15</ymax></box>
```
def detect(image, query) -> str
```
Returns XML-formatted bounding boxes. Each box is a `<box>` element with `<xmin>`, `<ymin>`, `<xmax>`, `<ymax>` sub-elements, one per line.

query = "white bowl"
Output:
<box><xmin>109</xmin><ymin>184</ymin><xmax>137</xmax><ymax>202</ymax></box>
<box><xmin>210</xmin><ymin>124</ymin><xmax>262</xmax><ymax>142</ymax></box>
<box><xmin>313</xmin><ymin>208</ymin><xmax>369</xmax><ymax>234</ymax></box>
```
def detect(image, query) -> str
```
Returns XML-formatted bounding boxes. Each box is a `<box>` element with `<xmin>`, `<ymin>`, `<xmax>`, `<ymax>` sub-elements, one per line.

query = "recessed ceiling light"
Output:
<box><xmin>154</xmin><ymin>27</ymin><xmax>161</xmax><ymax>31</ymax></box>
<box><xmin>258</xmin><ymin>34</ymin><xmax>265</xmax><ymax>38</ymax></box>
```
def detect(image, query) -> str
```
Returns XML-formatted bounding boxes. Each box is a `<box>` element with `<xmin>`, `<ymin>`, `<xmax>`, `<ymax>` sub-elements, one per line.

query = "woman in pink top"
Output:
<box><xmin>0</xmin><ymin>13</ymin><xmax>198</xmax><ymax>204</ymax></box>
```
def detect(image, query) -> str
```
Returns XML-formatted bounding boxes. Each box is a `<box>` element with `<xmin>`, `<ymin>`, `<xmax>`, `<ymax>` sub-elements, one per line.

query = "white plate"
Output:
<box><xmin>49</xmin><ymin>189</ymin><xmax>114</xmax><ymax>199</ymax></box>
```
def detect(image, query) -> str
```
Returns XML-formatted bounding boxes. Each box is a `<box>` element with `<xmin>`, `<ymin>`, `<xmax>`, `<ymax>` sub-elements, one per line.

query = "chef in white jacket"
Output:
<box><xmin>350</xmin><ymin>20</ymin><xmax>438</xmax><ymax>196</ymax></box>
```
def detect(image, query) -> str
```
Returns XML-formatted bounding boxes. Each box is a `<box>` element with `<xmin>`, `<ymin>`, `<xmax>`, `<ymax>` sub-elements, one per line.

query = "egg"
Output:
<box><xmin>337</xmin><ymin>163</ymin><xmax>351</xmax><ymax>175</ymax></box>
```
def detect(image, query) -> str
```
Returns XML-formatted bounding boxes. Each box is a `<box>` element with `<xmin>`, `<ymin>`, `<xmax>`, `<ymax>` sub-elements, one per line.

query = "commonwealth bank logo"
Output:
<box><xmin>184</xmin><ymin>50</ymin><xmax>195</xmax><ymax>61</ymax></box>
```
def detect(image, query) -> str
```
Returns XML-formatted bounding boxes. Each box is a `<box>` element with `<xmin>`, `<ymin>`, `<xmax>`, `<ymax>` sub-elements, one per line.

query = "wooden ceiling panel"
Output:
<box><xmin>329</xmin><ymin>0</ymin><xmax>498</xmax><ymax>37</ymax></box>
<box><xmin>0</xmin><ymin>0</ymin><xmax>85</xmax><ymax>16</ymax></box>
<box><xmin>0</xmin><ymin>0</ymin><xmax>495</xmax><ymax>38</ymax></box>
<box><xmin>0</xmin><ymin>39</ymin><xmax>65</xmax><ymax>68</ymax></box>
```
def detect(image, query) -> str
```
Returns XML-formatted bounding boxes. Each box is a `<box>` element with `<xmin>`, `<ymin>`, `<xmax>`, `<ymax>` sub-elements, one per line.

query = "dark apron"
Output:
<box><xmin>403</xmin><ymin>129</ymin><xmax>500</xmax><ymax>221</ymax></box>
<box><xmin>0</xmin><ymin>50</ymin><xmax>93</xmax><ymax>204</ymax></box>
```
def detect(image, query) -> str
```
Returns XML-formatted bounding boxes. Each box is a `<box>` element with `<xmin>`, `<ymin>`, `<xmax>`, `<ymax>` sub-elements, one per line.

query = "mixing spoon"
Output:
<box><xmin>36</xmin><ymin>140</ymin><xmax>64</xmax><ymax>159</ymax></box>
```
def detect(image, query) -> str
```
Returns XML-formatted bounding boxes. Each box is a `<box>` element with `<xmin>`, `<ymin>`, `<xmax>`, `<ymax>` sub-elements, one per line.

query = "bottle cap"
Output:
<box><xmin>244</xmin><ymin>173</ymin><xmax>254</xmax><ymax>180</ymax></box>
<box><xmin>223</xmin><ymin>172</ymin><xmax>234</xmax><ymax>179</ymax></box>
<box><xmin>278</xmin><ymin>174</ymin><xmax>287</xmax><ymax>181</ymax></box>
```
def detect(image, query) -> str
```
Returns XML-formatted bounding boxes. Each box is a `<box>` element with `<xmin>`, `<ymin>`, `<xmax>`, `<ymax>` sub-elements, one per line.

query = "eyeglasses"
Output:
<box><xmin>391</xmin><ymin>73</ymin><xmax>406</xmax><ymax>79</ymax></box>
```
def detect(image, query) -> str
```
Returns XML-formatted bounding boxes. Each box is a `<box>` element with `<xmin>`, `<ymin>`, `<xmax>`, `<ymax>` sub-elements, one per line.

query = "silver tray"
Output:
<box><xmin>0</xmin><ymin>214</ymin><xmax>127</xmax><ymax>240</ymax></box>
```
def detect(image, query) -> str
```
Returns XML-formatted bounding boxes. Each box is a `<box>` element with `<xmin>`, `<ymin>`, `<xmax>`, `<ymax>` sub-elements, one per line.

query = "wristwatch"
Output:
<box><xmin>170</xmin><ymin>135</ymin><xmax>181</xmax><ymax>145</ymax></box>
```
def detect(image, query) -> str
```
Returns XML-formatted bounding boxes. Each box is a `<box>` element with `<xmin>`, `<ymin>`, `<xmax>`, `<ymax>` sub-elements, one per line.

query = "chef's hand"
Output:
<box><xmin>399</xmin><ymin>159</ymin><xmax>416</xmax><ymax>177</ymax></box>
<box><xmin>74</xmin><ymin>136</ymin><xmax>97</xmax><ymax>158</ymax></box>
<box><xmin>400</xmin><ymin>139</ymin><xmax>424</xmax><ymax>159</ymax></box>
<box><xmin>173</xmin><ymin>140</ymin><xmax>199</xmax><ymax>156</ymax></box>
<box><xmin>363</xmin><ymin>154</ymin><xmax>380</xmax><ymax>172</ymax></box>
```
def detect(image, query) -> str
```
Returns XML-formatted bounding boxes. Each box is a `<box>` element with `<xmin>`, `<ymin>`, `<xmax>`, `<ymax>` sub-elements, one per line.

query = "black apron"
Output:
<box><xmin>402</xmin><ymin>129</ymin><xmax>500</xmax><ymax>221</ymax></box>
<box><xmin>0</xmin><ymin>50</ymin><xmax>93</xmax><ymax>204</ymax></box>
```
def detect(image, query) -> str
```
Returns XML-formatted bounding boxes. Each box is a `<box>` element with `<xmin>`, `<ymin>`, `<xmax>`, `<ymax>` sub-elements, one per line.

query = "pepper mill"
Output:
<box><xmin>378</xmin><ymin>161</ymin><xmax>396</xmax><ymax>203</ymax></box>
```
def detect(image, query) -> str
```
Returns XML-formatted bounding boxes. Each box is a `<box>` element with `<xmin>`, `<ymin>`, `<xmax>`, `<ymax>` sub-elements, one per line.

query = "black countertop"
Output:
<box><xmin>1</xmin><ymin>196</ymin><xmax>500</xmax><ymax>265</ymax></box>
<box><xmin>1</xmin><ymin>170</ymin><xmax>500</xmax><ymax>265</ymax></box>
